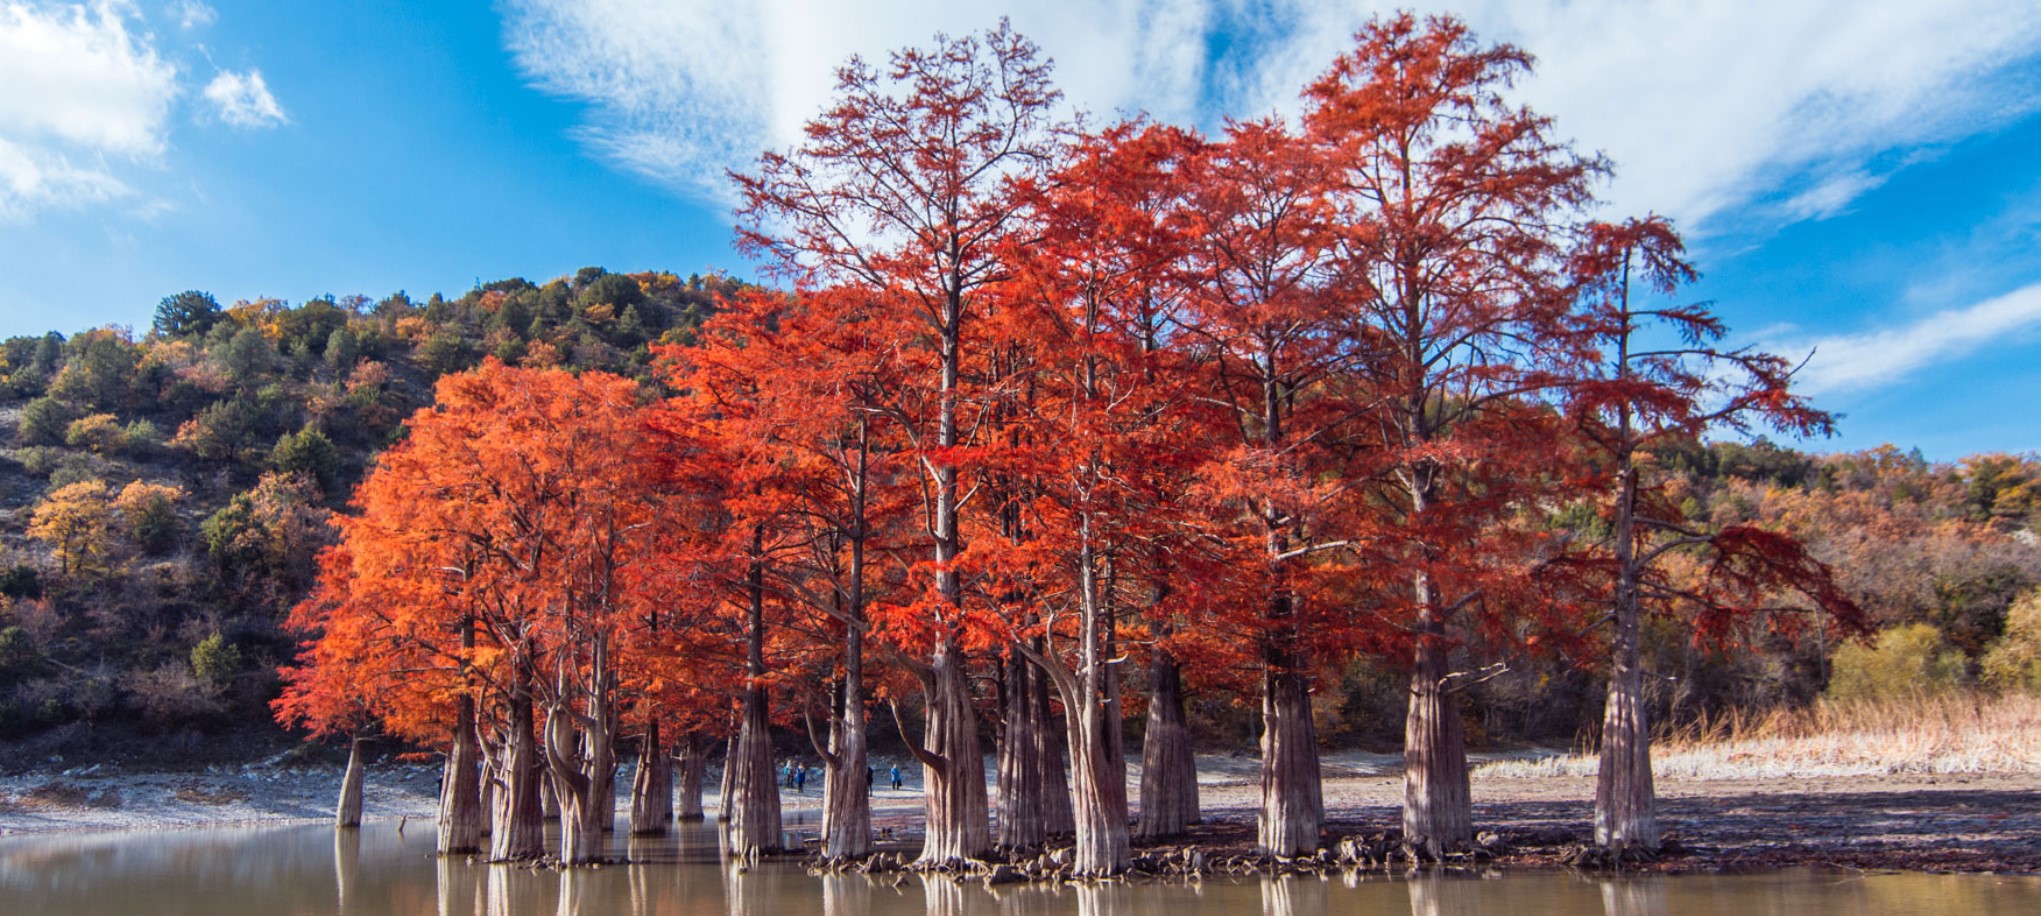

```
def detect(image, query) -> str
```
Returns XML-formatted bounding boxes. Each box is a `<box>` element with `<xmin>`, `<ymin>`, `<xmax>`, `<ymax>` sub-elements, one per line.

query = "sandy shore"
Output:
<box><xmin>6</xmin><ymin>750</ymin><xmax>2037</xmax><ymax>873</ymax></box>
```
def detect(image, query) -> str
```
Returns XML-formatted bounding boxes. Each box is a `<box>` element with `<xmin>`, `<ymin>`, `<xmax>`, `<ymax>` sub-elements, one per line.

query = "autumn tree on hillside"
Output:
<box><xmin>1564</xmin><ymin>216</ymin><xmax>1865</xmax><ymax>855</ymax></box>
<box><xmin>732</xmin><ymin>21</ymin><xmax>1060</xmax><ymax>865</ymax></box>
<box><xmin>1301</xmin><ymin>13</ymin><xmax>1603</xmax><ymax>854</ymax></box>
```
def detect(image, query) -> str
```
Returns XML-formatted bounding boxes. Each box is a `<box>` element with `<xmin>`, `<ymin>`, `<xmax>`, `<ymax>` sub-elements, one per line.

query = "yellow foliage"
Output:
<box><xmin>28</xmin><ymin>480</ymin><xmax>114</xmax><ymax>578</ymax></box>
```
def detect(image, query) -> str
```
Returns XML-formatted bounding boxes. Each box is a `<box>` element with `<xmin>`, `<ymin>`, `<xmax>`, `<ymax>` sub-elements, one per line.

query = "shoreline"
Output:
<box><xmin>5</xmin><ymin>756</ymin><xmax>2038</xmax><ymax>876</ymax></box>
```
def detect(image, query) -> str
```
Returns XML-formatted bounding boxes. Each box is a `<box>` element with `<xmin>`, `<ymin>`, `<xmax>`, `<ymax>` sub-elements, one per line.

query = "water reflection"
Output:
<box><xmin>1601</xmin><ymin>878</ymin><xmax>1669</xmax><ymax>916</ymax></box>
<box><xmin>4</xmin><ymin>824</ymin><xmax>2041</xmax><ymax>916</ymax></box>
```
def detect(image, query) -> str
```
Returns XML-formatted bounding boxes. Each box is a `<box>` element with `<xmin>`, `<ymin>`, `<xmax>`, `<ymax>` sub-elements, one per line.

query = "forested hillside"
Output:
<box><xmin>0</xmin><ymin>269</ymin><xmax>743</xmax><ymax>766</ymax></box>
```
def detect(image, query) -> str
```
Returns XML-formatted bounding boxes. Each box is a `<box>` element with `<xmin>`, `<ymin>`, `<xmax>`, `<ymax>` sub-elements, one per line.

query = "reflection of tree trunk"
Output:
<box><xmin>1136</xmin><ymin>650</ymin><xmax>1198</xmax><ymax>841</ymax></box>
<box><xmin>1262</xmin><ymin>875</ymin><xmax>1328</xmax><ymax>916</ymax></box>
<box><xmin>440</xmin><ymin>696</ymin><xmax>485</xmax><ymax>854</ymax></box>
<box><xmin>1257</xmin><ymin>635</ymin><xmax>1322</xmax><ymax>856</ymax></box>
<box><xmin>489</xmin><ymin>693</ymin><xmax>545</xmax><ymax>862</ymax></box>
<box><xmin>1406</xmin><ymin>872</ymin><xmax>1479</xmax><ymax>916</ymax></box>
<box><xmin>435</xmin><ymin>856</ymin><xmax>481</xmax><ymax>916</ymax></box>
<box><xmin>630</xmin><ymin>722</ymin><xmax>673</xmax><ymax>836</ymax></box>
<box><xmin>333</xmin><ymin>825</ymin><xmax>360</xmax><ymax>913</ymax></box>
<box><xmin>919</xmin><ymin>873</ymin><xmax>967</xmax><ymax>916</ymax></box>
<box><xmin>1403</xmin><ymin>610</ymin><xmax>1472</xmax><ymax>855</ymax></box>
<box><xmin>913</xmin><ymin>637</ymin><xmax>990</xmax><ymax>864</ymax></box>
<box><xmin>1600</xmin><ymin>878</ymin><xmax>1669</xmax><ymax>916</ymax></box>
<box><xmin>675</xmin><ymin>732</ymin><xmax>709</xmax><ymax>822</ymax></box>
<box><xmin>1074</xmin><ymin>881</ymin><xmax>1131</xmax><ymax>916</ymax></box>
<box><xmin>555</xmin><ymin>869</ymin><xmax>591</xmax><ymax>916</ymax></box>
<box><xmin>820</xmin><ymin>873</ymin><xmax>872</xmax><ymax>916</ymax></box>
<box><xmin>336</xmin><ymin>735</ymin><xmax>367</xmax><ymax>829</ymax></box>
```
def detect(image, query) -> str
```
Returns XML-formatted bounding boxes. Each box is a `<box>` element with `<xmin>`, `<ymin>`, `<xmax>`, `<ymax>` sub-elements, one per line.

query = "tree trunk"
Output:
<box><xmin>630</xmin><ymin>722</ymin><xmax>673</xmax><ymax>836</ymax></box>
<box><xmin>822</xmin><ymin>630</ymin><xmax>871</xmax><ymax>857</ymax></box>
<box><xmin>727</xmin><ymin>685</ymin><xmax>783</xmax><ymax>855</ymax></box>
<box><xmin>995</xmin><ymin>652</ymin><xmax>1046</xmax><ymax>850</ymax></box>
<box><xmin>1403</xmin><ymin>630</ymin><xmax>1472</xmax><ymax>855</ymax></box>
<box><xmin>1036</xmin><ymin>658</ymin><xmax>1074</xmax><ymax>837</ymax></box>
<box><xmin>1596</xmin><ymin>461</ymin><xmax>1658</xmax><ymax>852</ymax></box>
<box><xmin>1136</xmin><ymin>650</ymin><xmax>1198</xmax><ymax>840</ymax></box>
<box><xmin>716</xmin><ymin>734</ymin><xmax>738</xmax><ymax>823</ymax></box>
<box><xmin>336</xmin><ymin>735</ymin><xmax>366</xmax><ymax>829</ymax></box>
<box><xmin>1058</xmin><ymin>558</ymin><xmax>1132</xmax><ymax>876</ymax></box>
<box><xmin>676</xmin><ymin>732</ymin><xmax>709</xmax><ymax>822</ymax></box>
<box><xmin>1256</xmin><ymin>654</ymin><xmax>1321</xmax><ymax>855</ymax></box>
<box><xmin>728</xmin><ymin>551</ymin><xmax>784</xmax><ymax>857</ymax></box>
<box><xmin>489</xmin><ymin>695</ymin><xmax>545</xmax><ymax>862</ymax></box>
<box><xmin>541</xmin><ymin>777</ymin><xmax>560</xmax><ymax>822</ymax></box>
<box><xmin>437</xmin><ymin>696</ymin><xmax>484</xmax><ymax>855</ymax></box>
<box><xmin>914</xmin><ymin>636</ymin><xmax>990</xmax><ymax>865</ymax></box>
<box><xmin>544</xmin><ymin>698</ymin><xmax>616</xmax><ymax>866</ymax></box>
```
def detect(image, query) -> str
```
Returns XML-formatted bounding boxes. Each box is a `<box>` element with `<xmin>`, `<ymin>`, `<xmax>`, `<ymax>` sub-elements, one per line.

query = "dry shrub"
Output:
<box><xmin>1477</xmin><ymin>691</ymin><xmax>2041</xmax><ymax>780</ymax></box>
<box><xmin>174</xmin><ymin>784</ymin><xmax>249</xmax><ymax>806</ymax></box>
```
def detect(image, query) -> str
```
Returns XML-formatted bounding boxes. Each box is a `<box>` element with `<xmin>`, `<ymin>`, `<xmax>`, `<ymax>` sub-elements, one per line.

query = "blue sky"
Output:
<box><xmin>2</xmin><ymin>1</ymin><xmax>2038</xmax><ymax>459</ymax></box>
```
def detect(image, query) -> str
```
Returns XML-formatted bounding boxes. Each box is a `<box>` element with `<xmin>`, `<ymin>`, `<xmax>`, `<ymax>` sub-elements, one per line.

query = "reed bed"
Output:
<box><xmin>1474</xmin><ymin>692</ymin><xmax>2041</xmax><ymax>780</ymax></box>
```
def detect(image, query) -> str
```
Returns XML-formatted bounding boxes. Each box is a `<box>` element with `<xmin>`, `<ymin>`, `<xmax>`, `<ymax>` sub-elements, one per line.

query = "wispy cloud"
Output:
<box><xmin>0</xmin><ymin>0</ymin><xmax>180</xmax><ymax>218</ymax></box>
<box><xmin>176</xmin><ymin>0</ymin><xmax>212</xmax><ymax>31</ymax></box>
<box><xmin>202</xmin><ymin>68</ymin><xmax>285</xmax><ymax>128</ymax></box>
<box><xmin>1789</xmin><ymin>283</ymin><xmax>2041</xmax><ymax>395</ymax></box>
<box><xmin>499</xmin><ymin>0</ymin><xmax>2041</xmax><ymax>231</ymax></box>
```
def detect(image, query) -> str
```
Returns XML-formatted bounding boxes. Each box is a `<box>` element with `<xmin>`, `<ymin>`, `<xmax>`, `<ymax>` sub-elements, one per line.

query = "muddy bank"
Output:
<box><xmin>6</xmin><ymin>754</ymin><xmax>2037</xmax><ymax>876</ymax></box>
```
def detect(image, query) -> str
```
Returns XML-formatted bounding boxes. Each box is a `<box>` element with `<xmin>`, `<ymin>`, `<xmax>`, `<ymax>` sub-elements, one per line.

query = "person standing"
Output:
<box><xmin>888</xmin><ymin>763</ymin><xmax>902</xmax><ymax>792</ymax></box>
<box><xmin>794</xmin><ymin>764</ymin><xmax>808</xmax><ymax>795</ymax></box>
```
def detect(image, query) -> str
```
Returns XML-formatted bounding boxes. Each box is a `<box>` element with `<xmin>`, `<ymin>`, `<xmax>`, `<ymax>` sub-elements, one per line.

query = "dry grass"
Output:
<box><xmin>1476</xmin><ymin>692</ymin><xmax>2041</xmax><ymax>780</ymax></box>
<box><xmin>173</xmin><ymin>784</ymin><xmax>249</xmax><ymax>806</ymax></box>
<box><xmin>0</xmin><ymin>780</ymin><xmax>123</xmax><ymax>811</ymax></box>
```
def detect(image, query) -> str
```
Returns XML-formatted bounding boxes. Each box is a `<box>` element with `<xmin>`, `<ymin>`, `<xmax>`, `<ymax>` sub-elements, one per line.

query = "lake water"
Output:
<box><xmin>2</xmin><ymin>821</ymin><xmax>2037</xmax><ymax>915</ymax></box>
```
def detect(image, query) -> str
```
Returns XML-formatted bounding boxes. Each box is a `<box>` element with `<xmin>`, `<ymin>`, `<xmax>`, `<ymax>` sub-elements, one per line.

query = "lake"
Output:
<box><xmin>2</xmin><ymin>820</ymin><xmax>2036</xmax><ymax>915</ymax></box>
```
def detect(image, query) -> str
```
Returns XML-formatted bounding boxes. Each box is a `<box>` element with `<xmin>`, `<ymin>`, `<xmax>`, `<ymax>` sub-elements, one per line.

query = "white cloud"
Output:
<box><xmin>1789</xmin><ymin>283</ymin><xmax>2041</xmax><ymax>395</ymax></box>
<box><xmin>499</xmin><ymin>0</ymin><xmax>2041</xmax><ymax>230</ymax></box>
<box><xmin>202</xmin><ymin>68</ymin><xmax>285</xmax><ymax>128</ymax></box>
<box><xmin>0</xmin><ymin>0</ymin><xmax>179</xmax><ymax>218</ymax></box>
<box><xmin>176</xmin><ymin>0</ymin><xmax>212</xmax><ymax>30</ymax></box>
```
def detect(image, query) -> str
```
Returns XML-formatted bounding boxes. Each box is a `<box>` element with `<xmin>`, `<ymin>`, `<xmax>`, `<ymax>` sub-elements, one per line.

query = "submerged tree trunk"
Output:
<box><xmin>1043</xmin><ymin>544</ymin><xmax>1131</xmax><ymax>876</ymax></box>
<box><xmin>630</xmin><ymin>722</ymin><xmax>673</xmax><ymax>836</ymax></box>
<box><xmin>489</xmin><ymin>694</ymin><xmax>546</xmax><ymax>862</ymax></box>
<box><xmin>438</xmin><ymin>696</ymin><xmax>484</xmax><ymax>855</ymax></box>
<box><xmin>1596</xmin><ymin>463</ymin><xmax>1658</xmax><ymax>852</ymax></box>
<box><xmin>1256</xmin><ymin>645</ymin><xmax>1322</xmax><ymax>856</ymax></box>
<box><xmin>675</xmin><ymin>732</ymin><xmax>710</xmax><ymax>822</ymax></box>
<box><xmin>910</xmin><ymin>637</ymin><xmax>990</xmax><ymax>865</ymax></box>
<box><xmin>1403</xmin><ymin>624</ymin><xmax>1472</xmax><ymax>855</ymax></box>
<box><xmin>717</xmin><ymin>734</ymin><xmax>738</xmax><ymax>823</ymax></box>
<box><xmin>821</xmin><ymin>622</ymin><xmax>871</xmax><ymax>858</ymax></box>
<box><xmin>1036</xmin><ymin>658</ymin><xmax>1074</xmax><ymax>837</ymax></box>
<box><xmin>1136</xmin><ymin>650</ymin><xmax>1198</xmax><ymax>841</ymax></box>
<box><xmin>336</xmin><ymin>735</ymin><xmax>367</xmax><ymax>829</ymax></box>
<box><xmin>727</xmin><ymin>552</ymin><xmax>783</xmax><ymax>856</ymax></box>
<box><xmin>996</xmin><ymin>652</ymin><xmax>1047</xmax><ymax>850</ymax></box>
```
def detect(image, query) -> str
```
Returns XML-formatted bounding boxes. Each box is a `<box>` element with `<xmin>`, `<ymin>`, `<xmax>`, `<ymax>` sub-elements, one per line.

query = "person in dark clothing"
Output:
<box><xmin>866</xmin><ymin>765</ymin><xmax>875</xmax><ymax>796</ymax></box>
<box><xmin>794</xmin><ymin>765</ymin><xmax>808</xmax><ymax>794</ymax></box>
<box><xmin>888</xmin><ymin>764</ymin><xmax>902</xmax><ymax>791</ymax></box>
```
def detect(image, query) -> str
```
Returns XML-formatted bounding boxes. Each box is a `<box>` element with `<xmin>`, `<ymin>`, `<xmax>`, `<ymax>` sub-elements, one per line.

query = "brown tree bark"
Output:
<box><xmin>629</xmin><ymin>722</ymin><xmax>673</xmax><ymax>836</ymax></box>
<box><xmin>1135</xmin><ymin>649</ymin><xmax>1198</xmax><ymax>840</ymax></box>
<box><xmin>675</xmin><ymin>732</ymin><xmax>709</xmax><ymax>822</ymax></box>
<box><xmin>488</xmin><ymin>694</ymin><xmax>545</xmax><ymax>862</ymax></box>
<box><xmin>716</xmin><ymin>734</ymin><xmax>738</xmax><ymax>823</ymax></box>
<box><xmin>335</xmin><ymin>734</ymin><xmax>366</xmax><ymax>829</ymax></box>
<box><xmin>1402</xmin><ymin>621</ymin><xmax>1472</xmax><ymax>855</ymax></box>
<box><xmin>820</xmin><ymin>646</ymin><xmax>871</xmax><ymax>857</ymax></box>
<box><xmin>437</xmin><ymin>696</ymin><xmax>485</xmax><ymax>854</ymax></box>
<box><xmin>1596</xmin><ymin>463</ymin><xmax>1659</xmax><ymax>852</ymax></box>
<box><xmin>1256</xmin><ymin>649</ymin><xmax>1322</xmax><ymax>856</ymax></box>
<box><xmin>726</xmin><ymin>553</ymin><xmax>783</xmax><ymax>856</ymax></box>
<box><xmin>1036</xmin><ymin>659</ymin><xmax>1075</xmax><ymax>837</ymax></box>
<box><xmin>995</xmin><ymin>652</ymin><xmax>1047</xmax><ymax>850</ymax></box>
<box><xmin>902</xmin><ymin>637</ymin><xmax>990</xmax><ymax>865</ymax></box>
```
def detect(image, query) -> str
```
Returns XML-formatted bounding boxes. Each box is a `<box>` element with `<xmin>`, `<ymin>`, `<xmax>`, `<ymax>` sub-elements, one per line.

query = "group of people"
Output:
<box><xmin>777</xmin><ymin>761</ymin><xmax>907</xmax><ymax>795</ymax></box>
